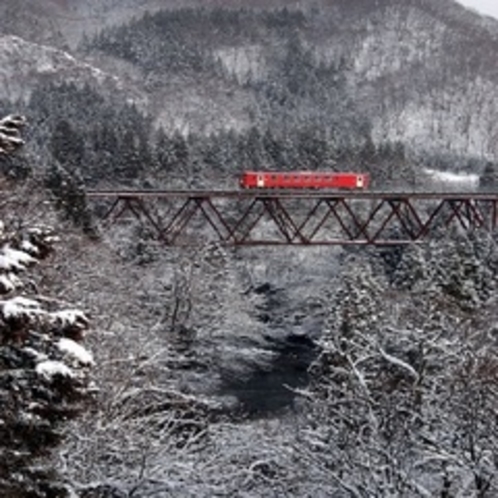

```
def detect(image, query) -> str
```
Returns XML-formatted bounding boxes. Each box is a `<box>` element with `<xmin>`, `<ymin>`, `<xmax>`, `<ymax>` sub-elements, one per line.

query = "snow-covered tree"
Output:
<box><xmin>301</xmin><ymin>246</ymin><xmax>498</xmax><ymax>496</ymax></box>
<box><xmin>0</xmin><ymin>115</ymin><xmax>94</xmax><ymax>497</ymax></box>
<box><xmin>0</xmin><ymin>224</ymin><xmax>94</xmax><ymax>497</ymax></box>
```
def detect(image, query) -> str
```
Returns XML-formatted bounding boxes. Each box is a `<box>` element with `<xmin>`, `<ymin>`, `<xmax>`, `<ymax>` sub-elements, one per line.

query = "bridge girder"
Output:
<box><xmin>87</xmin><ymin>190</ymin><xmax>498</xmax><ymax>246</ymax></box>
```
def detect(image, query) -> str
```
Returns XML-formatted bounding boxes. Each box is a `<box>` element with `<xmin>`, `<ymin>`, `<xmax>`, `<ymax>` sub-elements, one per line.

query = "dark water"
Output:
<box><xmin>222</xmin><ymin>333</ymin><xmax>318</xmax><ymax>416</ymax></box>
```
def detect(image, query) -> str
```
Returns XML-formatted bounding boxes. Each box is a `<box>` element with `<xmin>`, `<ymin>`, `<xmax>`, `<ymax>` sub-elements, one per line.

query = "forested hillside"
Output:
<box><xmin>1</xmin><ymin>0</ymin><xmax>497</xmax><ymax>192</ymax></box>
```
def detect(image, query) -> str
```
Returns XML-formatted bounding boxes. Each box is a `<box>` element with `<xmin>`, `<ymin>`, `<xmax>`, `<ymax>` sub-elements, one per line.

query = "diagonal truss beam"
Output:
<box><xmin>87</xmin><ymin>191</ymin><xmax>498</xmax><ymax>246</ymax></box>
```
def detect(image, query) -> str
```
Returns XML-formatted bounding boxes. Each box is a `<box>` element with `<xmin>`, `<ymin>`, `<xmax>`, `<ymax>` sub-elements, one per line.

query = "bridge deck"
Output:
<box><xmin>87</xmin><ymin>190</ymin><xmax>498</xmax><ymax>200</ymax></box>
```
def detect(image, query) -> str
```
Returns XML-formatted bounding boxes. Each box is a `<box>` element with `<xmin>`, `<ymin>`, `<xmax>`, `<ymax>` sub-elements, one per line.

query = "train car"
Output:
<box><xmin>240</xmin><ymin>171</ymin><xmax>370</xmax><ymax>189</ymax></box>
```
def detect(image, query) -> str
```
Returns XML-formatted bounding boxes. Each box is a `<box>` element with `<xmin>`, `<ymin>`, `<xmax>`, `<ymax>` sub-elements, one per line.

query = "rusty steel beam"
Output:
<box><xmin>86</xmin><ymin>190</ymin><xmax>498</xmax><ymax>246</ymax></box>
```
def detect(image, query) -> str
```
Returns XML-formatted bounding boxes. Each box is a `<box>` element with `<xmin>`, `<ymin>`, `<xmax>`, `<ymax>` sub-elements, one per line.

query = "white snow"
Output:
<box><xmin>379</xmin><ymin>346</ymin><xmax>419</xmax><ymax>381</ymax></box>
<box><xmin>58</xmin><ymin>338</ymin><xmax>94</xmax><ymax>366</ymax></box>
<box><xmin>50</xmin><ymin>309</ymin><xmax>89</xmax><ymax>330</ymax></box>
<box><xmin>0</xmin><ymin>245</ymin><xmax>36</xmax><ymax>271</ymax></box>
<box><xmin>0</xmin><ymin>273</ymin><xmax>22</xmax><ymax>292</ymax></box>
<box><xmin>22</xmin><ymin>347</ymin><xmax>47</xmax><ymax>362</ymax></box>
<box><xmin>0</xmin><ymin>296</ymin><xmax>43</xmax><ymax>318</ymax></box>
<box><xmin>19</xmin><ymin>239</ymin><xmax>39</xmax><ymax>255</ymax></box>
<box><xmin>424</xmin><ymin>168</ymin><xmax>479</xmax><ymax>188</ymax></box>
<box><xmin>36</xmin><ymin>360</ymin><xmax>74</xmax><ymax>379</ymax></box>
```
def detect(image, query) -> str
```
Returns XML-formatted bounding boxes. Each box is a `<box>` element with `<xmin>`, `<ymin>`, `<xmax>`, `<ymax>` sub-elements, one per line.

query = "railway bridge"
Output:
<box><xmin>87</xmin><ymin>190</ymin><xmax>498</xmax><ymax>246</ymax></box>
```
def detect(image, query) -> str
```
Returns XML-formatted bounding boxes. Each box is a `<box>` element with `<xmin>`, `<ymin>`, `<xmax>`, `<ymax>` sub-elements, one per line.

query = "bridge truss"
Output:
<box><xmin>87</xmin><ymin>190</ymin><xmax>498</xmax><ymax>246</ymax></box>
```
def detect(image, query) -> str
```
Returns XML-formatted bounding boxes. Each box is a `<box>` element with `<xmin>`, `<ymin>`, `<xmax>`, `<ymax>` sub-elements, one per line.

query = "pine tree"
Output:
<box><xmin>479</xmin><ymin>161</ymin><xmax>498</xmax><ymax>191</ymax></box>
<box><xmin>0</xmin><ymin>115</ymin><xmax>94</xmax><ymax>496</ymax></box>
<box><xmin>45</xmin><ymin>163</ymin><xmax>95</xmax><ymax>236</ymax></box>
<box><xmin>50</xmin><ymin>120</ymin><xmax>85</xmax><ymax>170</ymax></box>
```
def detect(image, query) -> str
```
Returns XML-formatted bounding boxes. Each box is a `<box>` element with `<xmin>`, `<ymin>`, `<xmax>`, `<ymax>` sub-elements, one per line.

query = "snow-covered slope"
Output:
<box><xmin>339</xmin><ymin>1</ymin><xmax>498</xmax><ymax>159</ymax></box>
<box><xmin>4</xmin><ymin>0</ymin><xmax>498</xmax><ymax>161</ymax></box>
<box><xmin>0</xmin><ymin>35</ymin><xmax>146</xmax><ymax>107</ymax></box>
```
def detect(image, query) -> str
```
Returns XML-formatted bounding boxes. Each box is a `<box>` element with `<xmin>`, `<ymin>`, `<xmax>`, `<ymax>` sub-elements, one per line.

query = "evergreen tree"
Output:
<box><xmin>245</xmin><ymin>126</ymin><xmax>265</xmax><ymax>169</ymax></box>
<box><xmin>171</xmin><ymin>131</ymin><xmax>189</xmax><ymax>173</ymax></box>
<box><xmin>296</xmin><ymin>127</ymin><xmax>329</xmax><ymax>169</ymax></box>
<box><xmin>154</xmin><ymin>128</ymin><xmax>176</xmax><ymax>173</ymax></box>
<box><xmin>262</xmin><ymin>128</ymin><xmax>286</xmax><ymax>169</ymax></box>
<box><xmin>0</xmin><ymin>224</ymin><xmax>93</xmax><ymax>497</ymax></box>
<box><xmin>0</xmin><ymin>115</ymin><xmax>31</xmax><ymax>179</ymax></box>
<box><xmin>45</xmin><ymin>163</ymin><xmax>95</xmax><ymax>236</ymax></box>
<box><xmin>479</xmin><ymin>161</ymin><xmax>498</xmax><ymax>191</ymax></box>
<box><xmin>0</xmin><ymin>115</ymin><xmax>93</xmax><ymax>496</ymax></box>
<box><xmin>50</xmin><ymin>120</ymin><xmax>85</xmax><ymax>170</ymax></box>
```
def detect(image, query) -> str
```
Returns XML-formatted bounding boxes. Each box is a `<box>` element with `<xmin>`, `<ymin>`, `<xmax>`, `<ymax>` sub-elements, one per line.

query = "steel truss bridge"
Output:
<box><xmin>87</xmin><ymin>190</ymin><xmax>498</xmax><ymax>246</ymax></box>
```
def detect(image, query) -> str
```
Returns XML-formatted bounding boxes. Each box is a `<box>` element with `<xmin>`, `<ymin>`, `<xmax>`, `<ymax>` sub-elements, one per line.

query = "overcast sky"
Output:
<box><xmin>456</xmin><ymin>0</ymin><xmax>498</xmax><ymax>19</ymax></box>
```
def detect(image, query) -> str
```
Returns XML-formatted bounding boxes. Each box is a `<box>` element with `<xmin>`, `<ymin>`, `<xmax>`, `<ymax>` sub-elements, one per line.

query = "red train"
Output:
<box><xmin>240</xmin><ymin>171</ymin><xmax>370</xmax><ymax>189</ymax></box>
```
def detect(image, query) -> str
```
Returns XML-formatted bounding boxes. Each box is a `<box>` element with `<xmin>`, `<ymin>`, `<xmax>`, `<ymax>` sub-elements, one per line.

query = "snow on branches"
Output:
<box><xmin>0</xmin><ymin>222</ymin><xmax>92</xmax><ymax>370</ymax></box>
<box><xmin>0</xmin><ymin>220</ymin><xmax>94</xmax><ymax>496</ymax></box>
<box><xmin>0</xmin><ymin>114</ymin><xmax>26</xmax><ymax>155</ymax></box>
<box><xmin>0</xmin><ymin>223</ymin><xmax>58</xmax><ymax>293</ymax></box>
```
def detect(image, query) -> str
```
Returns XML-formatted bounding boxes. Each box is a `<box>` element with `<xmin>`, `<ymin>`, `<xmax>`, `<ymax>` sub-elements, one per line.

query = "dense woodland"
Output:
<box><xmin>3</xmin><ymin>80</ymin><xmax>418</xmax><ymax>193</ymax></box>
<box><xmin>0</xmin><ymin>1</ymin><xmax>498</xmax><ymax>497</ymax></box>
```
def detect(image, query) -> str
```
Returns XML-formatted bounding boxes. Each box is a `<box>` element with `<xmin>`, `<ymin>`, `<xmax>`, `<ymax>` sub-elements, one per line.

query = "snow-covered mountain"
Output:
<box><xmin>2</xmin><ymin>0</ymin><xmax>498</xmax><ymax>162</ymax></box>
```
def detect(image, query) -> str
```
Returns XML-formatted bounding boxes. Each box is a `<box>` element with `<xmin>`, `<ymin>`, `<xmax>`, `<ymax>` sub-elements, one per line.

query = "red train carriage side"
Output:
<box><xmin>240</xmin><ymin>171</ymin><xmax>370</xmax><ymax>189</ymax></box>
